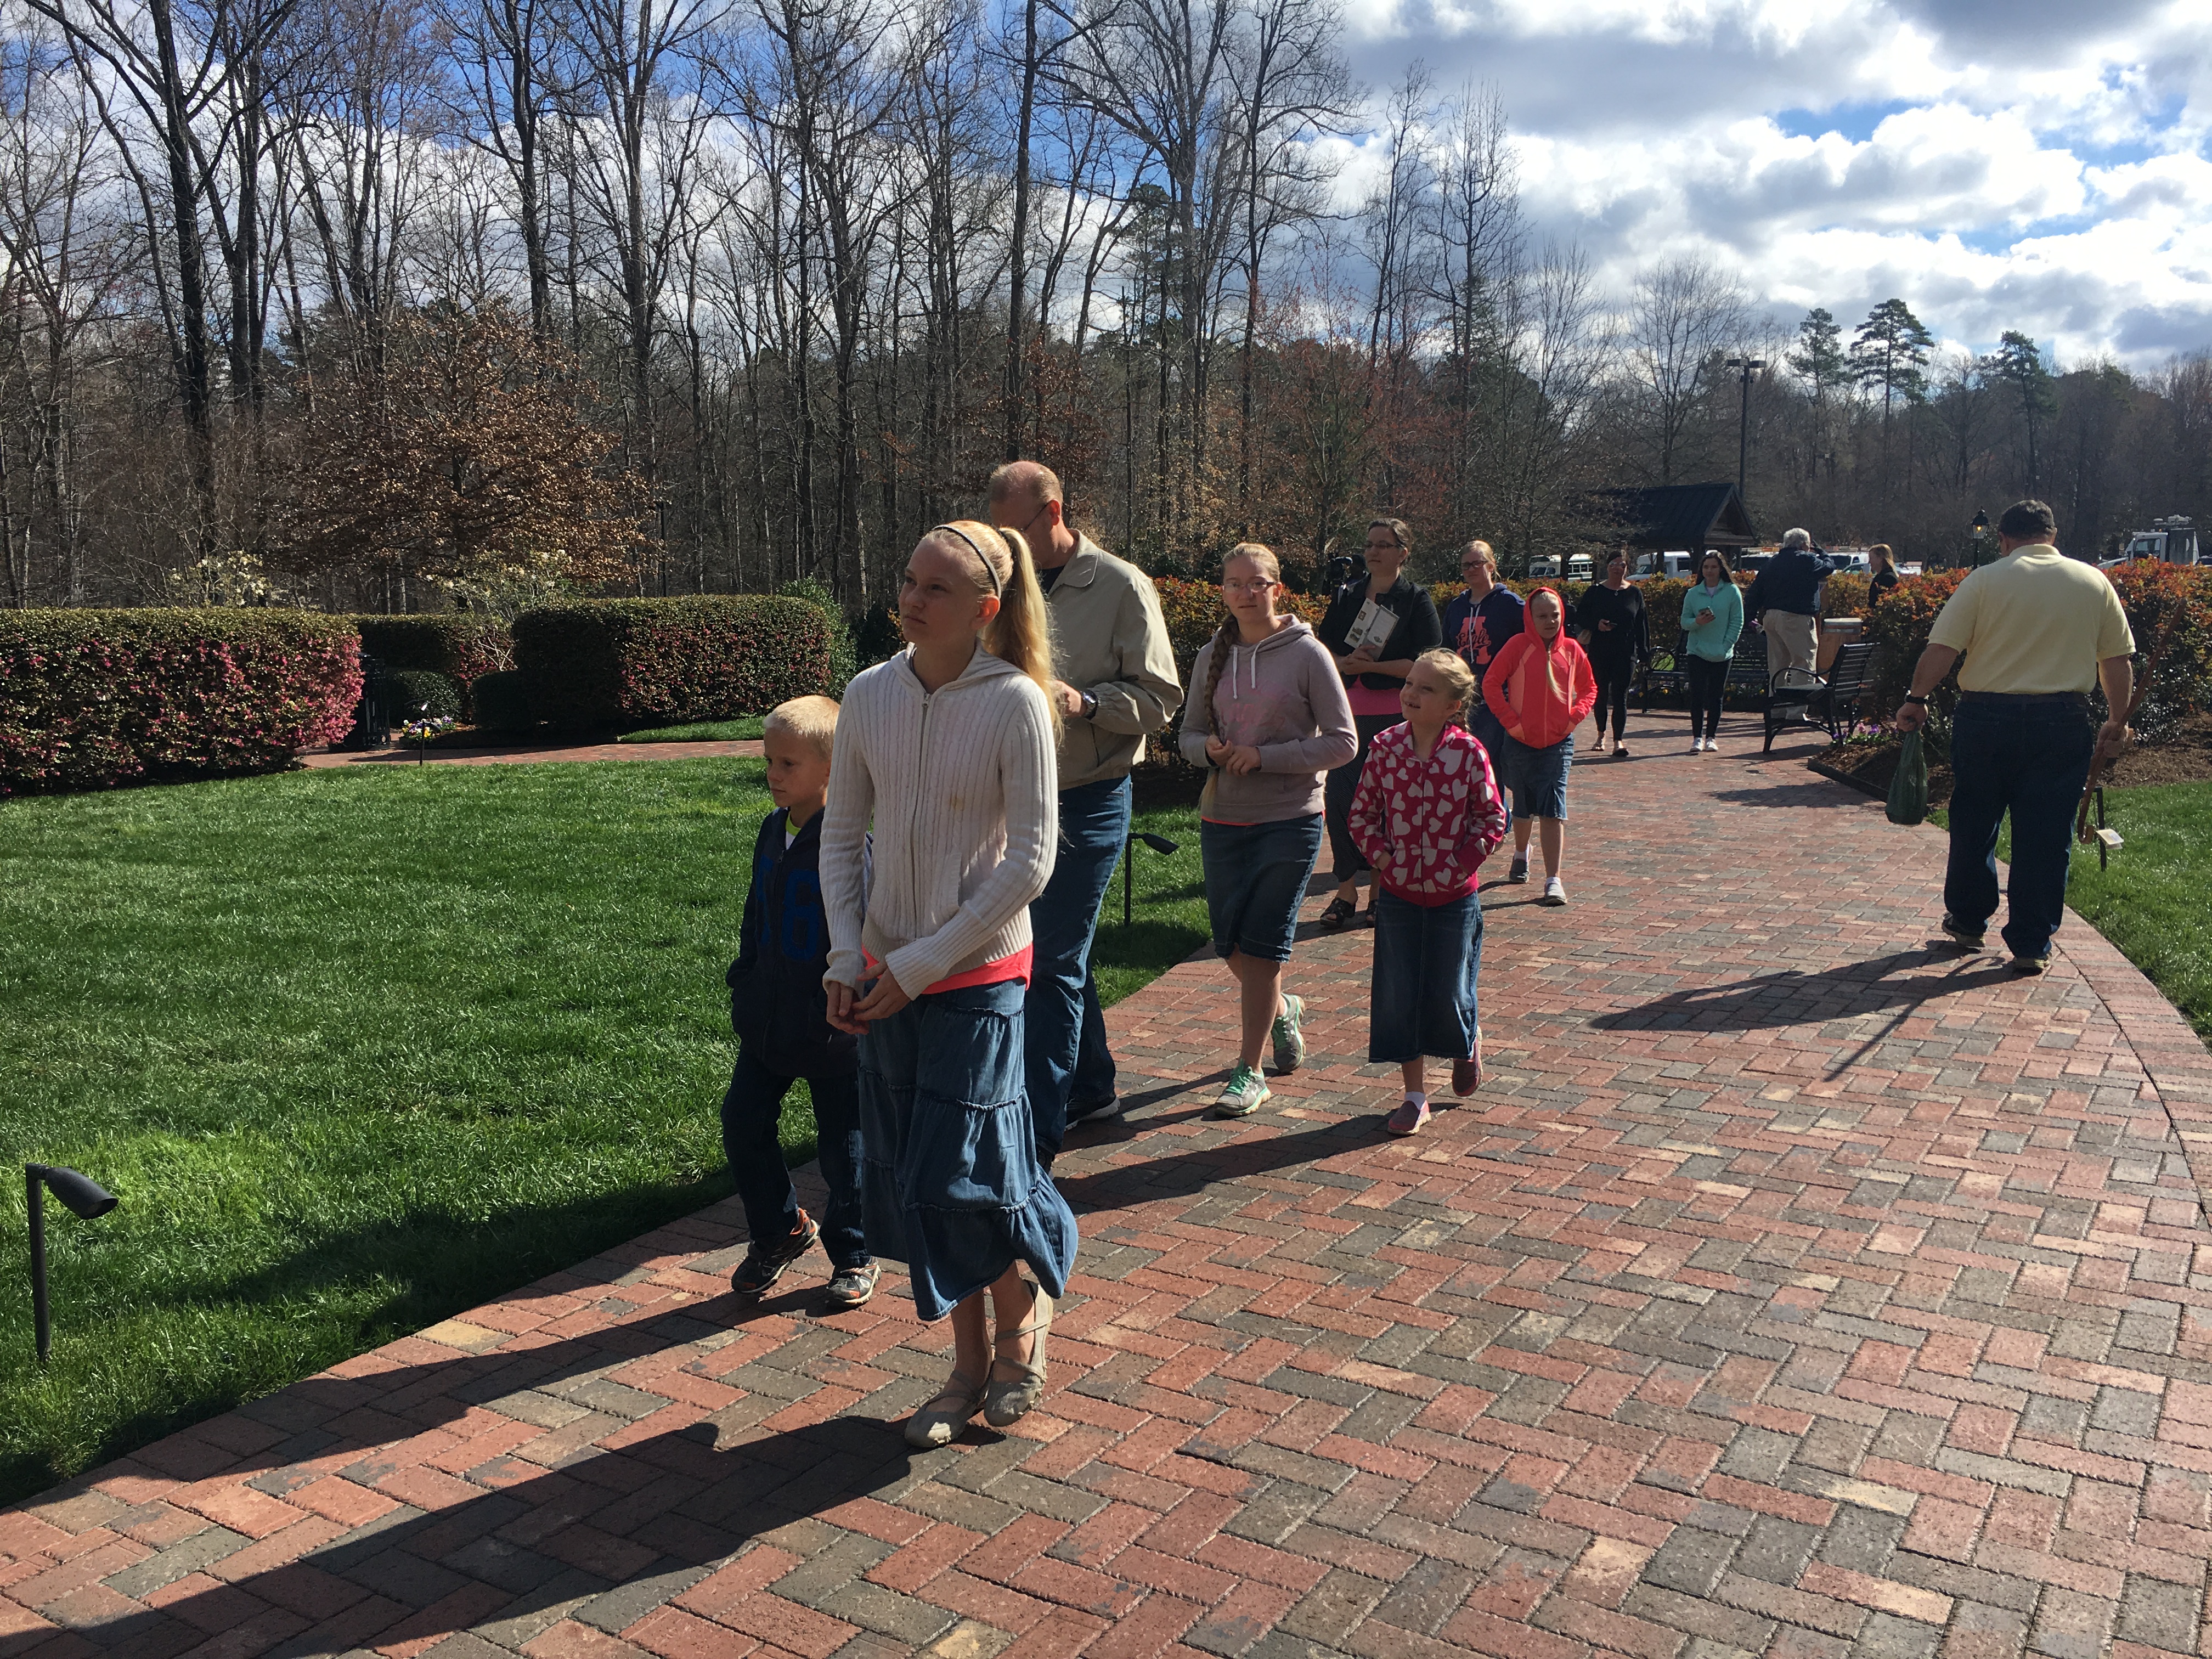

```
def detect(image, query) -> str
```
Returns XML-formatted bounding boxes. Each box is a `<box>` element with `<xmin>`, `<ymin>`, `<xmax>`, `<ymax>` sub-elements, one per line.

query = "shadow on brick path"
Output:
<box><xmin>9</xmin><ymin>710</ymin><xmax>2212</xmax><ymax>1659</ymax></box>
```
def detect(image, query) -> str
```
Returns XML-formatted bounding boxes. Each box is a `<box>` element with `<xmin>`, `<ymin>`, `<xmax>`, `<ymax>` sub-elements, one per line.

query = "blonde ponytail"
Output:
<box><xmin>928</xmin><ymin>520</ymin><xmax>1061</xmax><ymax>734</ymax></box>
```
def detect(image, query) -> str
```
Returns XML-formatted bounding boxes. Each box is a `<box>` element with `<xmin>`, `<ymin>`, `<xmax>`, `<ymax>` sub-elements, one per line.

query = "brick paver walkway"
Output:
<box><xmin>300</xmin><ymin>740</ymin><xmax>764</xmax><ymax>769</ymax></box>
<box><xmin>8</xmin><ymin>712</ymin><xmax>2212</xmax><ymax>1659</ymax></box>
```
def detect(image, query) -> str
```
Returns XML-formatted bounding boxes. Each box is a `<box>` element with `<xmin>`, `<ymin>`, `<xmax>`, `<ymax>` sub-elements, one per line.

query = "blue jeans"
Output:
<box><xmin>1944</xmin><ymin>699</ymin><xmax>2095</xmax><ymax>962</ymax></box>
<box><xmin>1369</xmin><ymin>889</ymin><xmax>1482</xmax><ymax>1063</ymax></box>
<box><xmin>1467</xmin><ymin>708</ymin><xmax>1515</xmax><ymax>834</ymax></box>
<box><xmin>859</xmin><ymin>978</ymin><xmax>1079</xmax><ymax>1322</ymax></box>
<box><xmin>721</xmin><ymin>1051</ymin><xmax>868</xmax><ymax>1270</ymax></box>
<box><xmin>1024</xmin><ymin>775</ymin><xmax>1130</xmax><ymax>1158</ymax></box>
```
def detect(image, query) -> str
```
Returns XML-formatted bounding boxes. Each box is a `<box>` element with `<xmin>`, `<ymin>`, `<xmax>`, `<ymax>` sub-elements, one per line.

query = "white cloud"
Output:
<box><xmin>1334</xmin><ymin>0</ymin><xmax>2212</xmax><ymax>364</ymax></box>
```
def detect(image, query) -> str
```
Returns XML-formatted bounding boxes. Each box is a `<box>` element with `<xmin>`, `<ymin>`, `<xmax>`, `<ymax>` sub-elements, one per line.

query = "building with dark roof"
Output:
<box><xmin>1585</xmin><ymin>482</ymin><xmax>1759</xmax><ymax>553</ymax></box>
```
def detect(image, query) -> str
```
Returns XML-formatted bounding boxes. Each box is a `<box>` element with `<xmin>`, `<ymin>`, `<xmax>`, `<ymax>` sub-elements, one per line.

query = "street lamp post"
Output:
<box><xmin>1726</xmin><ymin>357</ymin><xmax>1766</xmax><ymax>495</ymax></box>
<box><xmin>1970</xmin><ymin>510</ymin><xmax>1991</xmax><ymax>568</ymax></box>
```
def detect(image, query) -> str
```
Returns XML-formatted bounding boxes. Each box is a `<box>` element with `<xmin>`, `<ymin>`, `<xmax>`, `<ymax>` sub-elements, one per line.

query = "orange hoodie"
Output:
<box><xmin>1481</xmin><ymin>587</ymin><xmax>1597</xmax><ymax>749</ymax></box>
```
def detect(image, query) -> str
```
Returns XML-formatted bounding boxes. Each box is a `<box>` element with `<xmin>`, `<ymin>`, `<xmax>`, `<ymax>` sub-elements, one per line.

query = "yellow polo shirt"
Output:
<box><xmin>1928</xmin><ymin>545</ymin><xmax>2134</xmax><ymax>694</ymax></box>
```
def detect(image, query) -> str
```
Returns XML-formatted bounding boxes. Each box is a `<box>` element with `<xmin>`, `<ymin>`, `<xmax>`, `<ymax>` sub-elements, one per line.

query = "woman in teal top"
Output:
<box><xmin>1680</xmin><ymin>552</ymin><xmax>1743</xmax><ymax>753</ymax></box>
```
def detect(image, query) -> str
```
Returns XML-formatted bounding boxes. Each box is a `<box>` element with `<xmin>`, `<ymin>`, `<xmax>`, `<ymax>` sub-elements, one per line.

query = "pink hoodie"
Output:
<box><xmin>1482</xmin><ymin>586</ymin><xmax>1597</xmax><ymax>749</ymax></box>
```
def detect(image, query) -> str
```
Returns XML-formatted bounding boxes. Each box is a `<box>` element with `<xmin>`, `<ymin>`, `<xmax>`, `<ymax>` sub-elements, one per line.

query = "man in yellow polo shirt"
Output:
<box><xmin>1893</xmin><ymin>499</ymin><xmax>2134</xmax><ymax>974</ymax></box>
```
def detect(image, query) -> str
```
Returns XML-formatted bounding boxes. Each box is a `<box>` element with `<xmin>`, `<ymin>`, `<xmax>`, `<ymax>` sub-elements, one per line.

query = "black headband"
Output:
<box><xmin>932</xmin><ymin>524</ymin><xmax>1003</xmax><ymax>596</ymax></box>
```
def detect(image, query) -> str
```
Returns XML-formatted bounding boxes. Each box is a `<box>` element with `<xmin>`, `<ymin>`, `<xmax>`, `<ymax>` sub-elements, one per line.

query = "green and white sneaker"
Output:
<box><xmin>1214</xmin><ymin>1063</ymin><xmax>1271</xmax><ymax>1118</ymax></box>
<box><xmin>1271</xmin><ymin>994</ymin><xmax>1306</xmax><ymax>1074</ymax></box>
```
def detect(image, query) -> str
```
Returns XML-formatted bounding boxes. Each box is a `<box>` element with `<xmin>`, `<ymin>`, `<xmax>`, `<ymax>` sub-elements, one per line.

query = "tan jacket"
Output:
<box><xmin>1045</xmin><ymin>535</ymin><xmax>1183</xmax><ymax>789</ymax></box>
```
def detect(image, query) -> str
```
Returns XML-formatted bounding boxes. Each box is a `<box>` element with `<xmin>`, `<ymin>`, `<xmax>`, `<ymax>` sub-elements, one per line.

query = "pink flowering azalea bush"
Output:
<box><xmin>0</xmin><ymin>609</ymin><xmax>362</xmax><ymax>794</ymax></box>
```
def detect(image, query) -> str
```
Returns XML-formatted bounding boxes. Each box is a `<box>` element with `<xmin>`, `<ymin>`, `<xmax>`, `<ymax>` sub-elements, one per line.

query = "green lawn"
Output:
<box><xmin>1930</xmin><ymin>780</ymin><xmax>2211</xmax><ymax>1039</ymax></box>
<box><xmin>2061</xmin><ymin>782</ymin><xmax>2212</xmax><ymax>1040</ymax></box>
<box><xmin>618</xmin><ymin>717</ymin><xmax>765</xmax><ymax>743</ymax></box>
<box><xmin>0</xmin><ymin>759</ymin><xmax>1202</xmax><ymax>1502</ymax></box>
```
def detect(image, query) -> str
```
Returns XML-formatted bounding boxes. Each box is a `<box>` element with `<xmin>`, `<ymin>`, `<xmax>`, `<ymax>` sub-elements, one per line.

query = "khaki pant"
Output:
<box><xmin>1764</xmin><ymin>610</ymin><xmax>1818</xmax><ymax>678</ymax></box>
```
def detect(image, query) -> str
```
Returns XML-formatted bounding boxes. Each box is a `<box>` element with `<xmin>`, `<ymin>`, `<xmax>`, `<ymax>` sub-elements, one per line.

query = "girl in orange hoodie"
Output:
<box><xmin>1480</xmin><ymin>587</ymin><xmax>1596</xmax><ymax>906</ymax></box>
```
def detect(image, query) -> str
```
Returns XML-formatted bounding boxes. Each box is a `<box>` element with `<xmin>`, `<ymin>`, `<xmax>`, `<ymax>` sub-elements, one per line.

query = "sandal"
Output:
<box><xmin>983</xmin><ymin>1285</ymin><xmax>1054</xmax><ymax>1427</ymax></box>
<box><xmin>1318</xmin><ymin>897</ymin><xmax>1357</xmax><ymax>932</ymax></box>
<box><xmin>905</xmin><ymin>1371</ymin><xmax>985</xmax><ymax>1449</ymax></box>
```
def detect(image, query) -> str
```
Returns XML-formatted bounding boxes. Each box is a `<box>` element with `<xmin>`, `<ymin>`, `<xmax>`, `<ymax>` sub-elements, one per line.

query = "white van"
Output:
<box><xmin>1631</xmin><ymin>551</ymin><xmax>1695</xmax><ymax>580</ymax></box>
<box><xmin>1526</xmin><ymin>555</ymin><xmax>1561</xmax><ymax>578</ymax></box>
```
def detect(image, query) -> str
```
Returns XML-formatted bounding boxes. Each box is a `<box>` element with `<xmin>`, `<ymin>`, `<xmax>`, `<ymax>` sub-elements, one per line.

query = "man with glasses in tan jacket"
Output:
<box><xmin>989</xmin><ymin>461</ymin><xmax>1182</xmax><ymax>1164</ymax></box>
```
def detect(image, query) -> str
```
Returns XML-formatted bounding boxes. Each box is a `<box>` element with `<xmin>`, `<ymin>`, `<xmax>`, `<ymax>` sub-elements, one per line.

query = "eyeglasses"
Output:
<box><xmin>1223</xmin><ymin>579</ymin><xmax>1277</xmax><ymax>594</ymax></box>
<box><xmin>995</xmin><ymin>499</ymin><xmax>1053</xmax><ymax>541</ymax></box>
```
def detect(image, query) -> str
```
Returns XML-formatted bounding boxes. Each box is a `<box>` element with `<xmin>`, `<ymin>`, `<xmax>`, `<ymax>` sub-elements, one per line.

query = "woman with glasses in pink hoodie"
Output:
<box><xmin>1480</xmin><ymin>588</ymin><xmax>1596</xmax><ymax>907</ymax></box>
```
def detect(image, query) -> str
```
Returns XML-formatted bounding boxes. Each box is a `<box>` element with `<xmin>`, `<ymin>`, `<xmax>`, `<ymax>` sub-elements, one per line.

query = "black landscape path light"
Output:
<box><xmin>25</xmin><ymin>1164</ymin><xmax>118</xmax><ymax>1364</ymax></box>
<box><xmin>1123</xmin><ymin>832</ymin><xmax>1181</xmax><ymax>927</ymax></box>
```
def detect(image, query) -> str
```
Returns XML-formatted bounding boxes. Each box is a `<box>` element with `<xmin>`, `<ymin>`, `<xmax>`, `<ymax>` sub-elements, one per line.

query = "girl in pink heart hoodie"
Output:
<box><xmin>1349</xmin><ymin>648</ymin><xmax>1509</xmax><ymax>1137</ymax></box>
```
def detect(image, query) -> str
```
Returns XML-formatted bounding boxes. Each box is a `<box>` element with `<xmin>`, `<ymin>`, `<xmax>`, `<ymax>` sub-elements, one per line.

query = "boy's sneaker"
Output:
<box><xmin>822</xmin><ymin>1261</ymin><xmax>880</xmax><ymax>1310</ymax></box>
<box><xmin>1940</xmin><ymin>915</ymin><xmax>1985</xmax><ymax>949</ymax></box>
<box><xmin>1540</xmin><ymin>876</ymin><xmax>1567</xmax><ymax>906</ymax></box>
<box><xmin>1691</xmin><ymin>737</ymin><xmax>1706</xmax><ymax>753</ymax></box>
<box><xmin>2011</xmin><ymin>954</ymin><xmax>2050</xmax><ymax>976</ymax></box>
<box><xmin>1067</xmin><ymin>1093</ymin><xmax>1121</xmax><ymax>1126</ymax></box>
<box><xmin>730</xmin><ymin>1210</ymin><xmax>820</xmax><ymax>1299</ymax></box>
<box><xmin>1213</xmin><ymin>1063</ymin><xmax>1271</xmax><ymax>1118</ymax></box>
<box><xmin>1506</xmin><ymin>855</ymin><xmax>1530</xmax><ymax>884</ymax></box>
<box><xmin>1271</xmin><ymin>994</ymin><xmax>1306</xmax><ymax>1074</ymax></box>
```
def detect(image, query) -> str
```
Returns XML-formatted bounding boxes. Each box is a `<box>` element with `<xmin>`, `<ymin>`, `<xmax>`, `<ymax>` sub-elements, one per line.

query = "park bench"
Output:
<box><xmin>1638</xmin><ymin>624</ymin><xmax>1768</xmax><ymax>712</ymax></box>
<box><xmin>1763</xmin><ymin>641</ymin><xmax>1876</xmax><ymax>753</ymax></box>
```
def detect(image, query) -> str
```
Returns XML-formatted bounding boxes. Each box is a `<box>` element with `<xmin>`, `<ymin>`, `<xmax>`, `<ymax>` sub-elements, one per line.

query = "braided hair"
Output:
<box><xmin>1201</xmin><ymin>543</ymin><xmax>1284</xmax><ymax>740</ymax></box>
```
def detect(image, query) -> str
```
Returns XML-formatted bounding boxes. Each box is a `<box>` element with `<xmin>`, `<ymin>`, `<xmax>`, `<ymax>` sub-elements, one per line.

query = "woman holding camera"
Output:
<box><xmin>1316</xmin><ymin>517</ymin><xmax>1441</xmax><ymax>930</ymax></box>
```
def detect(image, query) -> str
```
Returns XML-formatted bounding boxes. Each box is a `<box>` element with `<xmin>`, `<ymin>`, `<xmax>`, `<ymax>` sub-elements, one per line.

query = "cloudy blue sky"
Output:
<box><xmin>1328</xmin><ymin>0</ymin><xmax>2212</xmax><ymax>368</ymax></box>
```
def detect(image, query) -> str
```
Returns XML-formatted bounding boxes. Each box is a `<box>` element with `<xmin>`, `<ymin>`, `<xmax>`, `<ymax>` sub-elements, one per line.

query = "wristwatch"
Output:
<box><xmin>1079</xmin><ymin>690</ymin><xmax>1098</xmax><ymax>719</ymax></box>
<box><xmin>1905</xmin><ymin>693</ymin><xmax>1929</xmax><ymax>705</ymax></box>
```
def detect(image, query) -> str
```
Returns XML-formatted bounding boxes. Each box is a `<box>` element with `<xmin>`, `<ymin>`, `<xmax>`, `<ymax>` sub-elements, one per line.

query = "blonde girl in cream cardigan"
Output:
<box><xmin>819</xmin><ymin>521</ymin><xmax>1077</xmax><ymax>1448</ymax></box>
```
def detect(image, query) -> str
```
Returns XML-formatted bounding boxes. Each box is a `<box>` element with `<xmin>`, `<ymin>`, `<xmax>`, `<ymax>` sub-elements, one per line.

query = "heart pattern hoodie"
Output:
<box><xmin>1347</xmin><ymin>723</ymin><xmax>1510</xmax><ymax>905</ymax></box>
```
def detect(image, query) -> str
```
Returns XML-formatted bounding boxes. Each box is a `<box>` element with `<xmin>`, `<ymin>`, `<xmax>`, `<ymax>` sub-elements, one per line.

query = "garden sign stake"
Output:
<box><xmin>2075</xmin><ymin>611</ymin><xmax>2174</xmax><ymax>863</ymax></box>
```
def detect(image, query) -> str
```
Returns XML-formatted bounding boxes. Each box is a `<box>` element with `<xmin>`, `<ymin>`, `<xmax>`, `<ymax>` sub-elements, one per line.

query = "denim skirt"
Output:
<box><xmin>1501</xmin><ymin>732</ymin><xmax>1573</xmax><ymax>821</ymax></box>
<box><xmin>857</xmin><ymin>978</ymin><xmax>1078</xmax><ymax>1322</ymax></box>
<box><xmin>1369</xmin><ymin>889</ymin><xmax>1482</xmax><ymax>1063</ymax></box>
<box><xmin>1200</xmin><ymin>814</ymin><xmax>1325</xmax><ymax>962</ymax></box>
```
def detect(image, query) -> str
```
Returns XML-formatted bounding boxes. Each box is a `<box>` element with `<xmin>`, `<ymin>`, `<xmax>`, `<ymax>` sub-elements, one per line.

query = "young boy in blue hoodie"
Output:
<box><xmin>722</xmin><ymin>695</ymin><xmax>876</xmax><ymax>1307</ymax></box>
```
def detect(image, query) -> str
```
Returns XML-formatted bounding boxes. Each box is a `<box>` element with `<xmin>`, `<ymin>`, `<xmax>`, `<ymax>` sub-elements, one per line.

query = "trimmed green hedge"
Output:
<box><xmin>472</xmin><ymin>670</ymin><xmax>534</xmax><ymax>733</ymax></box>
<box><xmin>353</xmin><ymin>615</ymin><xmax>511</xmax><ymax>719</ymax></box>
<box><xmin>0</xmin><ymin>610</ymin><xmax>360</xmax><ymax>794</ymax></box>
<box><xmin>380</xmin><ymin>669</ymin><xmax>461</xmax><ymax>723</ymax></box>
<box><xmin>512</xmin><ymin>596</ymin><xmax>834</xmax><ymax>729</ymax></box>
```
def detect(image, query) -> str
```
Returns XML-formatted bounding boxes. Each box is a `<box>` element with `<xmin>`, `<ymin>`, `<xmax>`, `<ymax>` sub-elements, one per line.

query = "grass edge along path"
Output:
<box><xmin>0</xmin><ymin>755</ymin><xmax>1205</xmax><ymax>1503</ymax></box>
<box><xmin>1926</xmin><ymin>777</ymin><xmax>2211</xmax><ymax>1041</ymax></box>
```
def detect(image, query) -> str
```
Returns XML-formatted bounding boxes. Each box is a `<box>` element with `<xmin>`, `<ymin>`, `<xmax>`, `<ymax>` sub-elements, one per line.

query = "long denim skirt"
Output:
<box><xmin>857</xmin><ymin>977</ymin><xmax>1078</xmax><ymax>1322</ymax></box>
<box><xmin>1369</xmin><ymin>889</ymin><xmax>1482</xmax><ymax>1063</ymax></box>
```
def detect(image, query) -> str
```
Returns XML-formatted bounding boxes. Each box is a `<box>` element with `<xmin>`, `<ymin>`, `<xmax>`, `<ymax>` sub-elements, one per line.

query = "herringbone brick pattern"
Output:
<box><xmin>8</xmin><ymin>713</ymin><xmax>2211</xmax><ymax>1659</ymax></box>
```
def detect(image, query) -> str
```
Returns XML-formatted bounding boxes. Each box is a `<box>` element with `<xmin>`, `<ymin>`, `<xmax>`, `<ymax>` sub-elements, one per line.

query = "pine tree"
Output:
<box><xmin>1787</xmin><ymin>308</ymin><xmax>1852</xmax><ymax>404</ymax></box>
<box><xmin>1852</xmin><ymin>298</ymin><xmax>1935</xmax><ymax>427</ymax></box>
<box><xmin>1982</xmin><ymin>330</ymin><xmax>2055</xmax><ymax>494</ymax></box>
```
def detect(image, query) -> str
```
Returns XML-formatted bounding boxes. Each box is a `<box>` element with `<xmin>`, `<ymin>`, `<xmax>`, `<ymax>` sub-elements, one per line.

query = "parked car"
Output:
<box><xmin>1735</xmin><ymin>552</ymin><xmax>1774</xmax><ymax>575</ymax></box>
<box><xmin>1631</xmin><ymin>551</ymin><xmax>1695</xmax><ymax>580</ymax></box>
